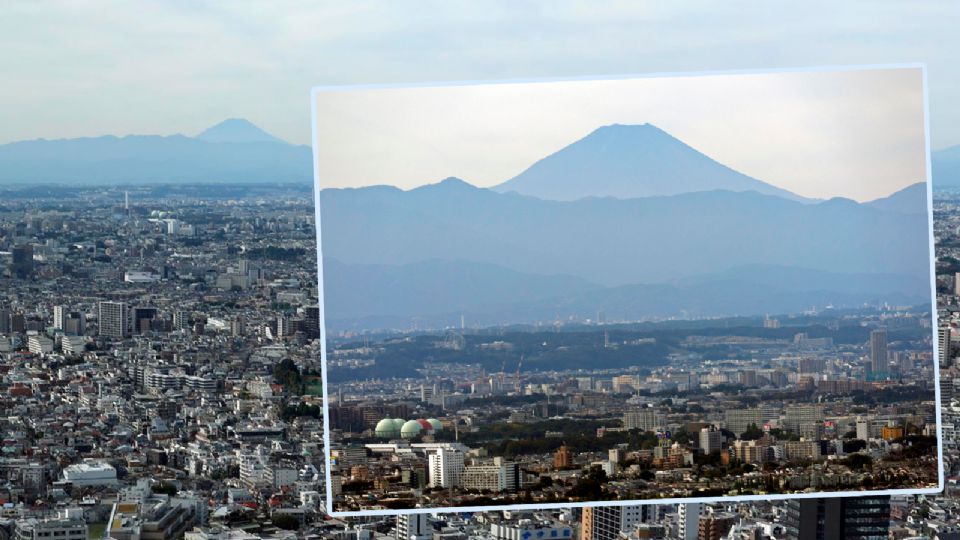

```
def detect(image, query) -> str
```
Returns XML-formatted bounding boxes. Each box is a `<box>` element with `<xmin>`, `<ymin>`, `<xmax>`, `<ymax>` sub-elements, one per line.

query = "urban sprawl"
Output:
<box><xmin>0</xmin><ymin>184</ymin><xmax>958</xmax><ymax>540</ymax></box>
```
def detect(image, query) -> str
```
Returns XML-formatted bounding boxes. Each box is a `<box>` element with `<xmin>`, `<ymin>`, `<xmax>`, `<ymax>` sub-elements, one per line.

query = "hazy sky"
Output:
<box><xmin>1</xmin><ymin>1</ymin><xmax>957</xmax><ymax>154</ymax></box>
<box><xmin>314</xmin><ymin>68</ymin><xmax>924</xmax><ymax>202</ymax></box>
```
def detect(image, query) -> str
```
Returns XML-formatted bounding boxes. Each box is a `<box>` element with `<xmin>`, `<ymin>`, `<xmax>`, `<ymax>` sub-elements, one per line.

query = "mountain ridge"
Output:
<box><xmin>319</xmin><ymin>183</ymin><xmax>930</xmax><ymax>287</ymax></box>
<box><xmin>0</xmin><ymin>120</ymin><xmax>939</xmax><ymax>196</ymax></box>
<box><xmin>0</xmin><ymin>120</ymin><xmax>312</xmax><ymax>185</ymax></box>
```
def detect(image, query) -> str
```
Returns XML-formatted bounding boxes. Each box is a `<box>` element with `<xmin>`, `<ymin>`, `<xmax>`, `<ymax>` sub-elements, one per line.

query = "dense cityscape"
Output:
<box><xmin>0</xmin><ymin>182</ymin><xmax>954</xmax><ymax>540</ymax></box>
<box><xmin>328</xmin><ymin>307</ymin><xmax>938</xmax><ymax>510</ymax></box>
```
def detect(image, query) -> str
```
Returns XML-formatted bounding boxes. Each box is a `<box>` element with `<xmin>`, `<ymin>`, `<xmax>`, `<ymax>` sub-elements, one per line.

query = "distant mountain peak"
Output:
<box><xmin>413</xmin><ymin>176</ymin><xmax>478</xmax><ymax>192</ymax></box>
<box><xmin>584</xmin><ymin>122</ymin><xmax>662</xmax><ymax>139</ymax></box>
<box><xmin>195</xmin><ymin>118</ymin><xmax>286</xmax><ymax>144</ymax></box>
<box><xmin>493</xmin><ymin>123</ymin><xmax>806</xmax><ymax>203</ymax></box>
<box><xmin>438</xmin><ymin>176</ymin><xmax>473</xmax><ymax>187</ymax></box>
<box><xmin>595</xmin><ymin>122</ymin><xmax>653</xmax><ymax>131</ymax></box>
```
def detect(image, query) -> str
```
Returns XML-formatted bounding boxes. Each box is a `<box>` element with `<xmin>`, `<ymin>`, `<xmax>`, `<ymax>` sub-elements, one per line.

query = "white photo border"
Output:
<box><xmin>310</xmin><ymin>63</ymin><xmax>944</xmax><ymax>517</ymax></box>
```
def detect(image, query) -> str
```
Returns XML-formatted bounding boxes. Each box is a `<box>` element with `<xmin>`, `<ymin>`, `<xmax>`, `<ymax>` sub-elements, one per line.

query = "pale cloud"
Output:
<box><xmin>0</xmin><ymin>0</ymin><xmax>957</xmax><ymax>154</ymax></box>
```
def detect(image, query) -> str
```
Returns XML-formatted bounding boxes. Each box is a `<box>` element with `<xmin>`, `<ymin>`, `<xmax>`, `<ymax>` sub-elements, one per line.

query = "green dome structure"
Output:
<box><xmin>426</xmin><ymin>418</ymin><xmax>443</xmax><ymax>432</ymax></box>
<box><xmin>375</xmin><ymin>418</ymin><xmax>401</xmax><ymax>439</ymax></box>
<box><xmin>400</xmin><ymin>419</ymin><xmax>423</xmax><ymax>438</ymax></box>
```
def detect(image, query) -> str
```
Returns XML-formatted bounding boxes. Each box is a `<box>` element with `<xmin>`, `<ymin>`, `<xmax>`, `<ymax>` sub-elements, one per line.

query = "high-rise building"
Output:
<box><xmin>954</xmin><ymin>272</ymin><xmax>960</xmax><ymax>294</ymax></box>
<box><xmin>10</xmin><ymin>312</ymin><xmax>25</xmax><ymax>333</ymax></box>
<box><xmin>239</xmin><ymin>258</ymin><xmax>261</xmax><ymax>281</ymax></box>
<box><xmin>98</xmin><ymin>301</ymin><xmax>129</xmax><ymax>338</ymax></box>
<box><xmin>783</xmin><ymin>404</ymin><xmax>824</xmax><ymax>435</ymax></box>
<box><xmin>580</xmin><ymin>505</ymin><xmax>651</xmax><ymax>540</ymax></box>
<box><xmin>0</xmin><ymin>307</ymin><xmax>11</xmax><ymax>334</ymax></box>
<box><xmin>856</xmin><ymin>417</ymin><xmax>870</xmax><ymax>440</ymax></box>
<box><xmin>785</xmin><ymin>496</ymin><xmax>890</xmax><ymax>540</ymax></box>
<box><xmin>678</xmin><ymin>503</ymin><xmax>702</xmax><ymax>540</ymax></box>
<box><xmin>60</xmin><ymin>310</ymin><xmax>85</xmax><ymax>335</ymax></box>
<box><xmin>132</xmin><ymin>307</ymin><xmax>158</xmax><ymax>334</ymax></box>
<box><xmin>732</xmin><ymin>439</ymin><xmax>773</xmax><ymax>463</ymax></box>
<box><xmin>939</xmin><ymin>326</ymin><xmax>952</xmax><ymax>367</ymax></box>
<box><xmin>173</xmin><ymin>310</ymin><xmax>190</xmax><ymax>331</ymax></box>
<box><xmin>396</xmin><ymin>513</ymin><xmax>431</xmax><ymax>540</ymax></box>
<box><xmin>726</xmin><ymin>407</ymin><xmax>777</xmax><ymax>435</ymax></box>
<box><xmin>553</xmin><ymin>445</ymin><xmax>573</xmax><ymax>469</ymax></box>
<box><xmin>798</xmin><ymin>357</ymin><xmax>826</xmax><ymax>374</ymax></box>
<box><xmin>427</xmin><ymin>447</ymin><xmax>464</xmax><ymax>488</ymax></box>
<box><xmin>276</xmin><ymin>314</ymin><xmax>291</xmax><ymax>337</ymax></box>
<box><xmin>461</xmin><ymin>457</ymin><xmax>519</xmax><ymax>493</ymax></box>
<box><xmin>304</xmin><ymin>305</ymin><xmax>321</xmax><ymax>339</ymax></box>
<box><xmin>870</xmin><ymin>329</ymin><xmax>888</xmax><ymax>374</ymax></box>
<box><xmin>699</xmin><ymin>426</ymin><xmax>722</xmax><ymax>454</ymax></box>
<box><xmin>11</xmin><ymin>244</ymin><xmax>34</xmax><ymax>279</ymax></box>
<box><xmin>623</xmin><ymin>408</ymin><xmax>662</xmax><ymax>432</ymax></box>
<box><xmin>698</xmin><ymin>513</ymin><xmax>736</xmax><ymax>540</ymax></box>
<box><xmin>53</xmin><ymin>305</ymin><xmax>66</xmax><ymax>330</ymax></box>
<box><xmin>737</xmin><ymin>370</ymin><xmax>757</xmax><ymax>386</ymax></box>
<box><xmin>231</xmin><ymin>316</ymin><xmax>246</xmax><ymax>337</ymax></box>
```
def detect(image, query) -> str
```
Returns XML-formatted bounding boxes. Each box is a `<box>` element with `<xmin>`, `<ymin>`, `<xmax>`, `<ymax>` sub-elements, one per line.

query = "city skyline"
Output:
<box><xmin>324</xmin><ymin>305</ymin><xmax>941</xmax><ymax>515</ymax></box>
<box><xmin>0</xmin><ymin>180</ymin><xmax>950</xmax><ymax>537</ymax></box>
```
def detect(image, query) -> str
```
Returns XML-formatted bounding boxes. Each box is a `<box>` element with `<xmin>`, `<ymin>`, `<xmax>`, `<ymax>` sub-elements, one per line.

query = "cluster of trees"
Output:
<box><xmin>330</xmin><ymin>327</ymin><xmax>673</xmax><ymax>382</ymax></box>
<box><xmin>894</xmin><ymin>435</ymin><xmax>938</xmax><ymax>460</ymax></box>
<box><xmin>740</xmin><ymin>423</ymin><xmax>765</xmax><ymax>440</ymax></box>
<box><xmin>152</xmin><ymin>483</ymin><xmax>179</xmax><ymax>496</ymax></box>
<box><xmin>462</xmin><ymin>394</ymin><xmax>545</xmax><ymax>407</ymax></box>
<box><xmin>567</xmin><ymin>465</ymin><xmax>614</xmax><ymax>500</ymax></box>
<box><xmin>272</xmin><ymin>358</ymin><xmax>320</xmax><ymax>395</ymax></box>
<box><xmin>483</xmin><ymin>427</ymin><xmax>661</xmax><ymax>458</ymax></box>
<box><xmin>460</xmin><ymin>418</ymin><xmax>607</xmax><ymax>445</ymax></box>
<box><xmin>336</xmin><ymin>313</ymin><xmax>926</xmax><ymax>387</ymax></box>
<box><xmin>841</xmin><ymin>453</ymin><xmax>874</xmax><ymax>471</ymax></box>
<box><xmin>341</xmin><ymin>480</ymin><xmax>374</xmax><ymax>493</ymax></box>
<box><xmin>850</xmin><ymin>386</ymin><xmax>932</xmax><ymax>406</ymax></box>
<box><xmin>844</xmin><ymin>439</ymin><xmax>868</xmax><ymax>453</ymax></box>
<box><xmin>280</xmin><ymin>401</ymin><xmax>322</xmax><ymax>420</ymax></box>
<box><xmin>271</xmin><ymin>514</ymin><xmax>301</xmax><ymax>531</ymax></box>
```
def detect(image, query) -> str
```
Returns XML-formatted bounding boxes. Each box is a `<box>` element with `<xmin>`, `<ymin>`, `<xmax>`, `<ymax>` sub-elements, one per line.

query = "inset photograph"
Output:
<box><xmin>312</xmin><ymin>66</ymin><xmax>941</xmax><ymax>515</ymax></box>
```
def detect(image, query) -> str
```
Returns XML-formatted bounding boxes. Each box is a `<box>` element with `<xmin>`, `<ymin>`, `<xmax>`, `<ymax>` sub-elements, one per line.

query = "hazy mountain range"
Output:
<box><xmin>316</xmin><ymin>123</ymin><xmax>934</xmax><ymax>329</ymax></box>
<box><xmin>0</xmin><ymin>119</ymin><xmax>312</xmax><ymax>185</ymax></box>
<box><xmin>0</xmin><ymin>119</ymin><xmax>938</xmax><ymax>328</ymax></box>
<box><xmin>318</xmin><ymin>180</ymin><xmax>932</xmax><ymax>329</ymax></box>
<box><xmin>319</xmin><ymin>178</ymin><xmax>929</xmax><ymax>284</ymax></box>
<box><xmin>0</xmin><ymin>118</ymin><xmax>955</xmax><ymax>189</ymax></box>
